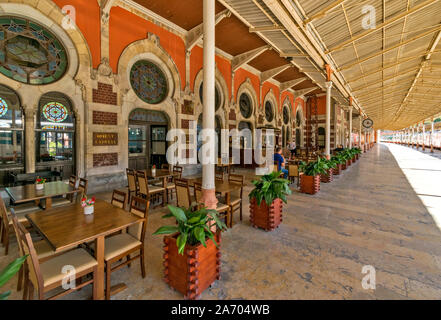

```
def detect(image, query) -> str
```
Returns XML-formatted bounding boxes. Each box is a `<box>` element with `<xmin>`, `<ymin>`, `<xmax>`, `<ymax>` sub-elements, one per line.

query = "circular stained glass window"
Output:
<box><xmin>0</xmin><ymin>17</ymin><xmax>68</xmax><ymax>85</ymax></box>
<box><xmin>265</xmin><ymin>101</ymin><xmax>274</xmax><ymax>122</ymax></box>
<box><xmin>130</xmin><ymin>60</ymin><xmax>168</xmax><ymax>104</ymax></box>
<box><xmin>283</xmin><ymin>107</ymin><xmax>290</xmax><ymax>125</ymax></box>
<box><xmin>0</xmin><ymin>97</ymin><xmax>8</xmax><ymax>117</ymax></box>
<box><xmin>239</xmin><ymin>93</ymin><xmax>252</xmax><ymax>119</ymax></box>
<box><xmin>42</xmin><ymin>102</ymin><xmax>68</xmax><ymax>123</ymax></box>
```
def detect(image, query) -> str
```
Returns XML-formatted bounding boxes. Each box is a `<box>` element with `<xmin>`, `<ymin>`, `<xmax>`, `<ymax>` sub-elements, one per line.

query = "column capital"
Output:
<box><xmin>325</xmin><ymin>81</ymin><xmax>333</xmax><ymax>89</ymax></box>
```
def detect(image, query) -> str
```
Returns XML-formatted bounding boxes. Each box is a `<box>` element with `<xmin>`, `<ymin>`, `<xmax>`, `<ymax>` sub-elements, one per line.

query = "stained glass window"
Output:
<box><xmin>283</xmin><ymin>107</ymin><xmax>290</xmax><ymax>125</ymax></box>
<box><xmin>42</xmin><ymin>102</ymin><xmax>68</xmax><ymax>123</ymax></box>
<box><xmin>0</xmin><ymin>17</ymin><xmax>68</xmax><ymax>85</ymax></box>
<box><xmin>0</xmin><ymin>97</ymin><xmax>8</xmax><ymax>117</ymax></box>
<box><xmin>265</xmin><ymin>101</ymin><xmax>274</xmax><ymax>122</ymax></box>
<box><xmin>239</xmin><ymin>93</ymin><xmax>252</xmax><ymax>119</ymax></box>
<box><xmin>130</xmin><ymin>60</ymin><xmax>168</xmax><ymax>104</ymax></box>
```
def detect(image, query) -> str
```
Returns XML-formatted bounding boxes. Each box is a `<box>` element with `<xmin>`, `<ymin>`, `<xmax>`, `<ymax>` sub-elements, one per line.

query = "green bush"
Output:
<box><xmin>249</xmin><ymin>171</ymin><xmax>292</xmax><ymax>206</ymax></box>
<box><xmin>299</xmin><ymin>157</ymin><xmax>329</xmax><ymax>177</ymax></box>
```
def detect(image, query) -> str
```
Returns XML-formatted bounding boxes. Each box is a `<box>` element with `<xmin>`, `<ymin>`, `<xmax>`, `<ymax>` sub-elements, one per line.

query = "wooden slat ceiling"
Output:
<box><xmin>132</xmin><ymin>0</ymin><xmax>316</xmax><ymax>93</ymax></box>
<box><xmin>297</xmin><ymin>0</ymin><xmax>441</xmax><ymax>130</ymax></box>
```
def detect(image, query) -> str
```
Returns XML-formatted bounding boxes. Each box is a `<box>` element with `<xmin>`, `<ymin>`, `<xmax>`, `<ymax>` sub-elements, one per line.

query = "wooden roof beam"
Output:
<box><xmin>326</xmin><ymin>0</ymin><xmax>440</xmax><ymax>54</ymax></box>
<box><xmin>250</xmin><ymin>25</ymin><xmax>286</xmax><ymax>32</ymax></box>
<box><xmin>260</xmin><ymin>64</ymin><xmax>292</xmax><ymax>82</ymax></box>
<box><xmin>297</xmin><ymin>87</ymin><xmax>319</xmax><ymax>96</ymax></box>
<box><xmin>350</xmin><ymin>67</ymin><xmax>419</xmax><ymax>92</ymax></box>
<box><xmin>232</xmin><ymin>45</ymin><xmax>270</xmax><ymax>72</ymax></box>
<box><xmin>280</xmin><ymin>77</ymin><xmax>308</xmax><ymax>91</ymax></box>
<box><xmin>303</xmin><ymin>0</ymin><xmax>347</xmax><ymax>25</ymax></box>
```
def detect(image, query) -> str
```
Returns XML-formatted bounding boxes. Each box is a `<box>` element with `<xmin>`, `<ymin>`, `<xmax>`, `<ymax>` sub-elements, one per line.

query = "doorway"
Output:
<box><xmin>128</xmin><ymin>109</ymin><xmax>168</xmax><ymax>170</ymax></box>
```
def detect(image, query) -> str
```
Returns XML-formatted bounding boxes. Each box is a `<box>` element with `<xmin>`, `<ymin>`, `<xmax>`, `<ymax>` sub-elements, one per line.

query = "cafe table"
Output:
<box><xmin>26</xmin><ymin>199</ymin><xmax>143</xmax><ymax>300</ymax></box>
<box><xmin>144</xmin><ymin>169</ymin><xmax>179</xmax><ymax>206</ymax></box>
<box><xmin>6</xmin><ymin>181</ymin><xmax>79</xmax><ymax>210</ymax></box>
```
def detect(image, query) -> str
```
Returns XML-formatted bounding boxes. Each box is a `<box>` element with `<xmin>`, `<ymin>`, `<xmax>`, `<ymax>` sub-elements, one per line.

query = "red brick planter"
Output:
<box><xmin>249</xmin><ymin>198</ymin><xmax>283</xmax><ymax>232</ymax></box>
<box><xmin>342</xmin><ymin>162</ymin><xmax>347</xmax><ymax>170</ymax></box>
<box><xmin>300</xmin><ymin>174</ymin><xmax>320</xmax><ymax>195</ymax></box>
<box><xmin>334</xmin><ymin>164</ymin><xmax>342</xmax><ymax>175</ymax></box>
<box><xmin>320</xmin><ymin>168</ymin><xmax>333</xmax><ymax>183</ymax></box>
<box><xmin>163</xmin><ymin>233</ymin><xmax>221</xmax><ymax>300</ymax></box>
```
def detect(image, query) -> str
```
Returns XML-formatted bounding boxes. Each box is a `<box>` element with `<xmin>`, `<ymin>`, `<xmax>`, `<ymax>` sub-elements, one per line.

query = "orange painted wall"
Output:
<box><xmin>234</xmin><ymin>68</ymin><xmax>261</xmax><ymax>106</ymax></box>
<box><xmin>262</xmin><ymin>82</ymin><xmax>280</xmax><ymax>111</ymax></box>
<box><xmin>109</xmin><ymin>7</ymin><xmax>186</xmax><ymax>89</ymax></box>
<box><xmin>53</xmin><ymin>0</ymin><xmax>101</xmax><ymax>68</ymax></box>
<box><xmin>295</xmin><ymin>97</ymin><xmax>306</xmax><ymax>116</ymax></box>
<box><xmin>189</xmin><ymin>46</ymin><xmax>232</xmax><ymax>99</ymax></box>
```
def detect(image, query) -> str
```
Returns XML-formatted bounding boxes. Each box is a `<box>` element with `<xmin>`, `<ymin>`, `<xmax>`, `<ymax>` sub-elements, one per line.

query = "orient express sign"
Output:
<box><xmin>93</xmin><ymin>133</ymin><xmax>118</xmax><ymax>146</ymax></box>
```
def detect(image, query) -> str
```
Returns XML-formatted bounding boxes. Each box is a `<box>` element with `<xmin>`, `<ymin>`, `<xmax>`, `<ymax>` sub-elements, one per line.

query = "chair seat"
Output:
<box><xmin>41</xmin><ymin>248</ymin><xmax>97</xmax><ymax>287</ymax></box>
<box><xmin>102</xmin><ymin>233</ymin><xmax>141</xmax><ymax>261</ymax></box>
<box><xmin>148</xmin><ymin>185</ymin><xmax>165</xmax><ymax>194</ymax></box>
<box><xmin>216</xmin><ymin>202</ymin><xmax>229</xmax><ymax>212</ymax></box>
<box><xmin>34</xmin><ymin>240</ymin><xmax>56</xmax><ymax>260</ymax></box>
<box><xmin>166</xmin><ymin>183</ymin><xmax>175</xmax><ymax>189</ymax></box>
<box><xmin>229</xmin><ymin>196</ymin><xmax>242</xmax><ymax>207</ymax></box>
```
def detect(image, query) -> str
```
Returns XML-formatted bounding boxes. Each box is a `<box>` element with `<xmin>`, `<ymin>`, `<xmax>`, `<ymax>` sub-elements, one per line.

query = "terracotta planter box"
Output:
<box><xmin>320</xmin><ymin>168</ymin><xmax>333</xmax><ymax>183</ymax></box>
<box><xmin>163</xmin><ymin>233</ymin><xmax>221</xmax><ymax>300</ymax></box>
<box><xmin>334</xmin><ymin>164</ymin><xmax>342</xmax><ymax>175</ymax></box>
<box><xmin>342</xmin><ymin>162</ymin><xmax>347</xmax><ymax>170</ymax></box>
<box><xmin>347</xmin><ymin>159</ymin><xmax>352</xmax><ymax>166</ymax></box>
<box><xmin>300</xmin><ymin>174</ymin><xmax>320</xmax><ymax>195</ymax></box>
<box><xmin>249</xmin><ymin>198</ymin><xmax>283</xmax><ymax>232</ymax></box>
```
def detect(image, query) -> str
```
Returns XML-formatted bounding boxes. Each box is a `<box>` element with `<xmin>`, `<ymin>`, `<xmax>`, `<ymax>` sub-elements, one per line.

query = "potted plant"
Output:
<box><xmin>81</xmin><ymin>196</ymin><xmax>96</xmax><ymax>215</ymax></box>
<box><xmin>1</xmin><ymin>255</ymin><xmax>27</xmax><ymax>300</ymax></box>
<box><xmin>35</xmin><ymin>177</ymin><xmax>46</xmax><ymax>190</ymax></box>
<box><xmin>153</xmin><ymin>205</ymin><xmax>227</xmax><ymax>300</ymax></box>
<box><xmin>352</xmin><ymin>147</ymin><xmax>362</xmax><ymax>161</ymax></box>
<box><xmin>321</xmin><ymin>158</ymin><xmax>336</xmax><ymax>183</ymax></box>
<box><xmin>248</xmin><ymin>171</ymin><xmax>292</xmax><ymax>232</ymax></box>
<box><xmin>299</xmin><ymin>158</ymin><xmax>329</xmax><ymax>195</ymax></box>
<box><xmin>331</xmin><ymin>155</ymin><xmax>344</xmax><ymax>176</ymax></box>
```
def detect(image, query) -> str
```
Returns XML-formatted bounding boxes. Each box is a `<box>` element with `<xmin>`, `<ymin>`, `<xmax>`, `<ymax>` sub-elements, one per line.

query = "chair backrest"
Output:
<box><xmin>161</xmin><ymin>164</ymin><xmax>169</xmax><ymax>170</ymax></box>
<box><xmin>0</xmin><ymin>196</ymin><xmax>9</xmax><ymax>239</ymax></box>
<box><xmin>78</xmin><ymin>178</ymin><xmax>88</xmax><ymax>197</ymax></box>
<box><xmin>288</xmin><ymin>165</ymin><xmax>299</xmax><ymax>177</ymax></box>
<box><xmin>11</xmin><ymin>211</ymin><xmax>43</xmax><ymax>294</ymax></box>
<box><xmin>128</xmin><ymin>196</ymin><xmax>149</xmax><ymax>241</ymax></box>
<box><xmin>273</xmin><ymin>161</ymin><xmax>280</xmax><ymax>173</ymax></box>
<box><xmin>111</xmin><ymin>190</ymin><xmax>127</xmax><ymax>209</ymax></box>
<box><xmin>193</xmin><ymin>182</ymin><xmax>203</xmax><ymax>209</ymax></box>
<box><xmin>69</xmin><ymin>175</ymin><xmax>78</xmax><ymax>188</ymax></box>
<box><xmin>174</xmin><ymin>178</ymin><xmax>191</xmax><ymax>208</ymax></box>
<box><xmin>228</xmin><ymin>174</ymin><xmax>244</xmax><ymax>198</ymax></box>
<box><xmin>215</xmin><ymin>171</ymin><xmax>224</xmax><ymax>182</ymax></box>
<box><xmin>173</xmin><ymin>166</ymin><xmax>183</xmax><ymax>179</ymax></box>
<box><xmin>126</xmin><ymin>168</ymin><xmax>137</xmax><ymax>193</ymax></box>
<box><xmin>136</xmin><ymin>171</ymin><xmax>148</xmax><ymax>196</ymax></box>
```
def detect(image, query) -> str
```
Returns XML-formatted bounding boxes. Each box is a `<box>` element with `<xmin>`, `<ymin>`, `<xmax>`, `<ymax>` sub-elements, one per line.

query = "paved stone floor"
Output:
<box><xmin>2</xmin><ymin>143</ymin><xmax>441</xmax><ymax>300</ymax></box>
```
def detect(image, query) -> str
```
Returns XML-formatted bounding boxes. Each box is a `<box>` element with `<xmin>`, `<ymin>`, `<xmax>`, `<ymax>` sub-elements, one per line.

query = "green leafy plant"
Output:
<box><xmin>153</xmin><ymin>205</ymin><xmax>227</xmax><ymax>255</ymax></box>
<box><xmin>0</xmin><ymin>255</ymin><xmax>27</xmax><ymax>300</ymax></box>
<box><xmin>332</xmin><ymin>153</ymin><xmax>346</xmax><ymax>165</ymax></box>
<box><xmin>249</xmin><ymin>171</ymin><xmax>292</xmax><ymax>206</ymax></box>
<box><xmin>299</xmin><ymin>157</ymin><xmax>329</xmax><ymax>176</ymax></box>
<box><xmin>325</xmin><ymin>158</ymin><xmax>338</xmax><ymax>170</ymax></box>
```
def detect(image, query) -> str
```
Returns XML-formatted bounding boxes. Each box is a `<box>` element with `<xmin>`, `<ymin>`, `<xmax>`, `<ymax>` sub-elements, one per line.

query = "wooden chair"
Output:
<box><xmin>111</xmin><ymin>190</ymin><xmax>127</xmax><ymax>210</ymax></box>
<box><xmin>228</xmin><ymin>174</ymin><xmax>244</xmax><ymax>228</ymax></box>
<box><xmin>288</xmin><ymin>165</ymin><xmax>300</xmax><ymax>187</ymax></box>
<box><xmin>10</xmin><ymin>209</ymin><xmax>58</xmax><ymax>293</ymax></box>
<box><xmin>126</xmin><ymin>169</ymin><xmax>138</xmax><ymax>203</ymax></box>
<box><xmin>15</xmin><ymin>218</ymin><xmax>98</xmax><ymax>300</ymax></box>
<box><xmin>173</xmin><ymin>166</ymin><xmax>183</xmax><ymax>178</ymax></box>
<box><xmin>52</xmin><ymin>175</ymin><xmax>77</xmax><ymax>207</ymax></box>
<box><xmin>103</xmin><ymin>196</ymin><xmax>149</xmax><ymax>300</ymax></box>
<box><xmin>194</xmin><ymin>182</ymin><xmax>230</xmax><ymax>228</ymax></box>
<box><xmin>136</xmin><ymin>170</ymin><xmax>165</xmax><ymax>205</ymax></box>
<box><xmin>174</xmin><ymin>178</ymin><xmax>197</xmax><ymax>210</ymax></box>
<box><xmin>74</xmin><ymin>178</ymin><xmax>88</xmax><ymax>203</ymax></box>
<box><xmin>161</xmin><ymin>164</ymin><xmax>170</xmax><ymax>170</ymax></box>
<box><xmin>1</xmin><ymin>196</ymin><xmax>40</xmax><ymax>256</ymax></box>
<box><xmin>215</xmin><ymin>171</ymin><xmax>224</xmax><ymax>182</ymax></box>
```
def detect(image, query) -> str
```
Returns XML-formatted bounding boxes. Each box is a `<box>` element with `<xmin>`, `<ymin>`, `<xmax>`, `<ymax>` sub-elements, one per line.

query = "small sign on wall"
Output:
<box><xmin>93</xmin><ymin>132</ymin><xmax>118</xmax><ymax>146</ymax></box>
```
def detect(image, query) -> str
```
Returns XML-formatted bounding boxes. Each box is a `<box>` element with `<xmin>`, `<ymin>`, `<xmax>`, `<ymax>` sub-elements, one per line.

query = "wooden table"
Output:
<box><xmin>144</xmin><ymin>169</ymin><xmax>179</xmax><ymax>206</ymax></box>
<box><xmin>5</xmin><ymin>181</ymin><xmax>79</xmax><ymax>210</ymax></box>
<box><xmin>26</xmin><ymin>199</ymin><xmax>143</xmax><ymax>300</ymax></box>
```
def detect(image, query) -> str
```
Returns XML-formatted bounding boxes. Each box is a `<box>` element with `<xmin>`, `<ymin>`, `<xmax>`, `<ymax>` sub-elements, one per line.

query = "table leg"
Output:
<box><xmin>93</xmin><ymin>236</ymin><xmax>105</xmax><ymax>300</ymax></box>
<box><xmin>45</xmin><ymin>198</ymin><xmax>52</xmax><ymax>210</ymax></box>
<box><xmin>225</xmin><ymin>192</ymin><xmax>232</xmax><ymax>228</ymax></box>
<box><xmin>162</xmin><ymin>177</ymin><xmax>167</xmax><ymax>207</ymax></box>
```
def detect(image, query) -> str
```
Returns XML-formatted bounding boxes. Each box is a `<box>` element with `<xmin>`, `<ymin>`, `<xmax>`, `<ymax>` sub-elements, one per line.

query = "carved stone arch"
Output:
<box><xmin>236</xmin><ymin>78</ymin><xmax>258</xmax><ymax>127</ymax></box>
<box><xmin>193</xmin><ymin>67</ymin><xmax>229</xmax><ymax>126</ymax></box>
<box><xmin>117</xmin><ymin>35</ymin><xmax>181</xmax><ymax>130</ymax></box>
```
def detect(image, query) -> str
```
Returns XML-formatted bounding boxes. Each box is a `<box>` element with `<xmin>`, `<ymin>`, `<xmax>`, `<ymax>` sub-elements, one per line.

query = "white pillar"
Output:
<box><xmin>412</xmin><ymin>126</ymin><xmax>415</xmax><ymax>147</ymax></box>
<box><xmin>431</xmin><ymin>120</ymin><xmax>435</xmax><ymax>153</ymax></box>
<box><xmin>201</xmin><ymin>0</ymin><xmax>217</xmax><ymax>209</ymax></box>
<box><xmin>349</xmin><ymin>107</ymin><xmax>353</xmax><ymax>148</ymax></box>
<box><xmin>422</xmin><ymin>123</ymin><xmax>426</xmax><ymax>151</ymax></box>
<box><xmin>325</xmin><ymin>81</ymin><xmax>333</xmax><ymax>158</ymax></box>
<box><xmin>359</xmin><ymin>116</ymin><xmax>362</xmax><ymax>147</ymax></box>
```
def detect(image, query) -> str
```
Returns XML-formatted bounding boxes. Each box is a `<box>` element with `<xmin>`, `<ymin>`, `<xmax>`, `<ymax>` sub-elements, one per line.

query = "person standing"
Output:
<box><xmin>289</xmin><ymin>140</ymin><xmax>296</xmax><ymax>159</ymax></box>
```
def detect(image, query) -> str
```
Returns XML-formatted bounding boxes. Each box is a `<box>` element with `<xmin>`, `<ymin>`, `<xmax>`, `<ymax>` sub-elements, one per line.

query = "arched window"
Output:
<box><xmin>283</xmin><ymin>106</ymin><xmax>290</xmax><ymax>125</ymax></box>
<box><xmin>36</xmin><ymin>93</ymin><xmax>75</xmax><ymax>177</ymax></box>
<box><xmin>265</xmin><ymin>101</ymin><xmax>274</xmax><ymax>122</ymax></box>
<box><xmin>239</xmin><ymin>93</ymin><xmax>252</xmax><ymax>119</ymax></box>
<box><xmin>318</xmin><ymin>127</ymin><xmax>325</xmax><ymax>148</ymax></box>
<box><xmin>130</xmin><ymin>60</ymin><xmax>168</xmax><ymax>104</ymax></box>
<box><xmin>0</xmin><ymin>84</ymin><xmax>23</xmax><ymax>171</ymax></box>
<box><xmin>199</xmin><ymin>82</ymin><xmax>222</xmax><ymax>111</ymax></box>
